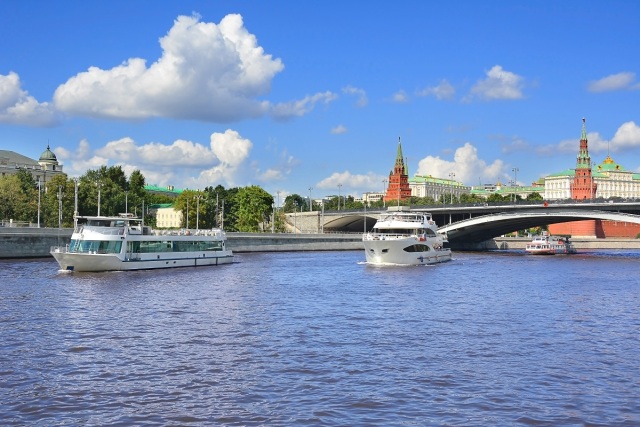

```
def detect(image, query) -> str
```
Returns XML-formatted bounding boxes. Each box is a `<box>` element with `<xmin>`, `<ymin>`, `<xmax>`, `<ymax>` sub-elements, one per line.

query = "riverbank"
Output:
<box><xmin>1</xmin><ymin>228</ymin><xmax>638</xmax><ymax>258</ymax></box>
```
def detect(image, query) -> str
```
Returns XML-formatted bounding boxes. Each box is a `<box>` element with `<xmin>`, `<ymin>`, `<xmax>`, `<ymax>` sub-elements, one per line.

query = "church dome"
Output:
<box><xmin>39</xmin><ymin>145</ymin><xmax>57</xmax><ymax>162</ymax></box>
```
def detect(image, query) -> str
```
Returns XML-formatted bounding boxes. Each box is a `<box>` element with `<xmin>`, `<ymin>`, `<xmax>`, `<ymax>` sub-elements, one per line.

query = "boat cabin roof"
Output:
<box><xmin>77</xmin><ymin>214</ymin><xmax>142</xmax><ymax>227</ymax></box>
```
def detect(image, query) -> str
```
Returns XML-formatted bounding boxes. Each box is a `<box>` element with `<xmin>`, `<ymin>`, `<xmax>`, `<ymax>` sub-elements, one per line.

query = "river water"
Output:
<box><xmin>1</xmin><ymin>250</ymin><xmax>639</xmax><ymax>426</ymax></box>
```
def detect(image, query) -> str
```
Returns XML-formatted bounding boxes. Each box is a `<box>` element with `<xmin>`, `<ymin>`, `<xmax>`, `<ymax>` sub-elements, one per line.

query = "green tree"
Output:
<box><xmin>487</xmin><ymin>193</ymin><xmax>505</xmax><ymax>203</ymax></box>
<box><xmin>283</xmin><ymin>194</ymin><xmax>306</xmax><ymax>213</ymax></box>
<box><xmin>234</xmin><ymin>186</ymin><xmax>274</xmax><ymax>232</ymax></box>
<box><xmin>0</xmin><ymin>175</ymin><xmax>30</xmax><ymax>222</ymax></box>
<box><xmin>42</xmin><ymin>174</ymin><xmax>75</xmax><ymax>227</ymax></box>
<box><xmin>526</xmin><ymin>192</ymin><xmax>544</xmax><ymax>201</ymax></box>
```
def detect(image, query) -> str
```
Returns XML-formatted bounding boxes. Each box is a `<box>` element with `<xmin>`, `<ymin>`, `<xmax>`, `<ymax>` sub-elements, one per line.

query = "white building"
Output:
<box><xmin>544</xmin><ymin>155</ymin><xmax>640</xmax><ymax>200</ymax></box>
<box><xmin>409</xmin><ymin>174</ymin><xmax>470</xmax><ymax>202</ymax></box>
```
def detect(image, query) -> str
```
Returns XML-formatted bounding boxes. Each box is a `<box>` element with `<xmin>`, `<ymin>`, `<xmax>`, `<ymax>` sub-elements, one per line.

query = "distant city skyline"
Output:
<box><xmin>1</xmin><ymin>1</ymin><xmax>639</xmax><ymax>201</ymax></box>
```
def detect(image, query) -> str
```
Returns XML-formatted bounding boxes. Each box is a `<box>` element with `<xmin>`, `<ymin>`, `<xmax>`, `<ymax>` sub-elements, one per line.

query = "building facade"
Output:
<box><xmin>0</xmin><ymin>146</ymin><xmax>65</xmax><ymax>184</ymax></box>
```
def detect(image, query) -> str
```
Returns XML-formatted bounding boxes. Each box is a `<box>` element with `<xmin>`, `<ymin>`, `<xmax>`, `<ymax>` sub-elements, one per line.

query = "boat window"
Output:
<box><xmin>69</xmin><ymin>240</ymin><xmax>122</xmax><ymax>254</ymax></box>
<box><xmin>403</xmin><ymin>244</ymin><xmax>431</xmax><ymax>253</ymax></box>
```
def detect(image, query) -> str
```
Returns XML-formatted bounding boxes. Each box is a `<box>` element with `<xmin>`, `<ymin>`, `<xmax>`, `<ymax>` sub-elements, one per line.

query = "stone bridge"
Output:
<box><xmin>284</xmin><ymin>202</ymin><xmax>640</xmax><ymax>249</ymax></box>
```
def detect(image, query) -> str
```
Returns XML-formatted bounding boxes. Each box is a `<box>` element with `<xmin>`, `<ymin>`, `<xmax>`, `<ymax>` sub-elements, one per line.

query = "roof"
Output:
<box><xmin>39</xmin><ymin>145</ymin><xmax>57</xmax><ymax>162</ymax></box>
<box><xmin>596</xmin><ymin>155</ymin><xmax>627</xmax><ymax>172</ymax></box>
<box><xmin>0</xmin><ymin>150</ymin><xmax>39</xmax><ymax>167</ymax></box>
<box><xmin>144</xmin><ymin>185</ymin><xmax>183</xmax><ymax>195</ymax></box>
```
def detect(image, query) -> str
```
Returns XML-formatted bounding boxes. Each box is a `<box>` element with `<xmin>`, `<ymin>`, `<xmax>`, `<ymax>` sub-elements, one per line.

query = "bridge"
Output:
<box><xmin>284</xmin><ymin>201</ymin><xmax>640</xmax><ymax>249</ymax></box>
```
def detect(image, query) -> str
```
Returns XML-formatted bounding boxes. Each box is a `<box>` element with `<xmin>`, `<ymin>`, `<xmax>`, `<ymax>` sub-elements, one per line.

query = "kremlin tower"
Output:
<box><xmin>384</xmin><ymin>138</ymin><xmax>412</xmax><ymax>203</ymax></box>
<box><xmin>570</xmin><ymin>118</ymin><xmax>597</xmax><ymax>200</ymax></box>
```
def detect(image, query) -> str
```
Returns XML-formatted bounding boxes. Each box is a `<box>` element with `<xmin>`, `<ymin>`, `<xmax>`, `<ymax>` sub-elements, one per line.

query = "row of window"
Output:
<box><xmin>69</xmin><ymin>239</ymin><xmax>224</xmax><ymax>254</ymax></box>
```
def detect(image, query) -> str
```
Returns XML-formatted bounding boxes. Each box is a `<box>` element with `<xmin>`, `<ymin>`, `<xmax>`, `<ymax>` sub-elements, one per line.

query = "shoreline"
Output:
<box><xmin>1</xmin><ymin>228</ymin><xmax>639</xmax><ymax>259</ymax></box>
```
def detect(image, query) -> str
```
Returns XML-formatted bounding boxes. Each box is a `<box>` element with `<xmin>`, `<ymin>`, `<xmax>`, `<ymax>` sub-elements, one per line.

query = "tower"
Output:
<box><xmin>570</xmin><ymin>118</ymin><xmax>597</xmax><ymax>200</ymax></box>
<box><xmin>384</xmin><ymin>137</ymin><xmax>412</xmax><ymax>202</ymax></box>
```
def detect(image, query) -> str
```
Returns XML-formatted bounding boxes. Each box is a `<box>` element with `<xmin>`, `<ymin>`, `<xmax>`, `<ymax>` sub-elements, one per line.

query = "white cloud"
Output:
<box><xmin>315</xmin><ymin>171</ymin><xmax>388</xmax><ymax>194</ymax></box>
<box><xmin>417</xmin><ymin>79</ymin><xmax>455</xmax><ymax>100</ymax></box>
<box><xmin>416</xmin><ymin>142</ymin><xmax>505</xmax><ymax>185</ymax></box>
<box><xmin>54</xmin><ymin>129</ymin><xmax>254</xmax><ymax>188</ymax></box>
<box><xmin>331</xmin><ymin>124</ymin><xmax>348</xmax><ymax>134</ymax></box>
<box><xmin>466</xmin><ymin>65</ymin><xmax>525</xmax><ymax>101</ymax></box>
<box><xmin>53</xmin><ymin>14</ymin><xmax>286</xmax><ymax>122</ymax></box>
<box><xmin>392</xmin><ymin>90</ymin><xmax>409</xmax><ymax>103</ymax></box>
<box><xmin>610</xmin><ymin>121</ymin><xmax>640</xmax><ymax>150</ymax></box>
<box><xmin>270</xmin><ymin>91</ymin><xmax>337</xmax><ymax>121</ymax></box>
<box><xmin>342</xmin><ymin>85</ymin><xmax>368</xmax><ymax>107</ymax></box>
<box><xmin>587</xmin><ymin>72</ymin><xmax>639</xmax><ymax>92</ymax></box>
<box><xmin>0</xmin><ymin>72</ymin><xmax>59</xmax><ymax>127</ymax></box>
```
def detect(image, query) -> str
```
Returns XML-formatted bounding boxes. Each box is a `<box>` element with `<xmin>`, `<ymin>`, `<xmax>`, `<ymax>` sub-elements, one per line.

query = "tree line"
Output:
<box><xmin>0</xmin><ymin>166</ymin><xmax>544</xmax><ymax>231</ymax></box>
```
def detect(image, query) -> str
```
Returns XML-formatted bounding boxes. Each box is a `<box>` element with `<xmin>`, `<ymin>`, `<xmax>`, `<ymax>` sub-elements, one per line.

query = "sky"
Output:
<box><xmin>1</xmin><ymin>1</ymin><xmax>639</xmax><ymax>203</ymax></box>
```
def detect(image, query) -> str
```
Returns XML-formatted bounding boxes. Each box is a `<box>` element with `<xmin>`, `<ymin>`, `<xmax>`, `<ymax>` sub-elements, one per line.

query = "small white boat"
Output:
<box><xmin>362</xmin><ymin>207</ymin><xmax>452</xmax><ymax>265</ymax></box>
<box><xmin>51</xmin><ymin>214</ymin><xmax>233</xmax><ymax>272</ymax></box>
<box><xmin>525</xmin><ymin>232</ymin><xmax>576</xmax><ymax>255</ymax></box>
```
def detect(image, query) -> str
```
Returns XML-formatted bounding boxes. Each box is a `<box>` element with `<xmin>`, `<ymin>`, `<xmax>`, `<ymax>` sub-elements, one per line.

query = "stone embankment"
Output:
<box><xmin>1</xmin><ymin>228</ymin><xmax>639</xmax><ymax>259</ymax></box>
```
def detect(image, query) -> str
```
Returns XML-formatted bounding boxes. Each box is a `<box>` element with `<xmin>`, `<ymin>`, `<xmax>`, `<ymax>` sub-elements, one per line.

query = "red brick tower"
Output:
<box><xmin>384</xmin><ymin>137</ymin><xmax>412</xmax><ymax>203</ymax></box>
<box><xmin>570</xmin><ymin>118</ymin><xmax>597</xmax><ymax>200</ymax></box>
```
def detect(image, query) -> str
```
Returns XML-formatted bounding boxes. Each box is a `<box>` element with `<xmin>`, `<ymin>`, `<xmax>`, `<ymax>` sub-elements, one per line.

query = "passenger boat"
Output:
<box><xmin>51</xmin><ymin>214</ymin><xmax>233</xmax><ymax>272</ymax></box>
<box><xmin>525</xmin><ymin>232</ymin><xmax>576</xmax><ymax>255</ymax></box>
<box><xmin>362</xmin><ymin>207</ymin><xmax>452</xmax><ymax>265</ymax></box>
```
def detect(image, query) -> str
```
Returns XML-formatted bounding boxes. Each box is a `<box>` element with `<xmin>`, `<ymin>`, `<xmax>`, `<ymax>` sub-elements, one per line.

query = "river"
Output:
<box><xmin>1</xmin><ymin>250</ymin><xmax>639</xmax><ymax>426</ymax></box>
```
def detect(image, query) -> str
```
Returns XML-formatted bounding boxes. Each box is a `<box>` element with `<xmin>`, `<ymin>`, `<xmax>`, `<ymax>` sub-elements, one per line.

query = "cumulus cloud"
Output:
<box><xmin>342</xmin><ymin>85</ymin><xmax>368</xmax><ymax>107</ymax></box>
<box><xmin>52</xmin><ymin>14</ymin><xmax>331</xmax><ymax>123</ymax></box>
<box><xmin>416</xmin><ymin>79</ymin><xmax>456</xmax><ymax>100</ymax></box>
<box><xmin>610</xmin><ymin>121</ymin><xmax>640</xmax><ymax>150</ymax></box>
<box><xmin>54</xmin><ymin>129</ymin><xmax>254</xmax><ymax>188</ymax></box>
<box><xmin>0</xmin><ymin>72</ymin><xmax>59</xmax><ymax>127</ymax></box>
<box><xmin>465</xmin><ymin>65</ymin><xmax>525</xmax><ymax>101</ymax></box>
<box><xmin>416</xmin><ymin>142</ymin><xmax>505</xmax><ymax>185</ymax></box>
<box><xmin>588</xmin><ymin>72</ymin><xmax>639</xmax><ymax>92</ymax></box>
<box><xmin>331</xmin><ymin>124</ymin><xmax>347</xmax><ymax>134</ymax></box>
<box><xmin>315</xmin><ymin>171</ymin><xmax>388</xmax><ymax>194</ymax></box>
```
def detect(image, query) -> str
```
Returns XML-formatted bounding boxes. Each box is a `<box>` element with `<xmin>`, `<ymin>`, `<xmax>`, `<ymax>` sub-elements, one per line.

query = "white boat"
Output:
<box><xmin>51</xmin><ymin>214</ymin><xmax>233</xmax><ymax>272</ymax></box>
<box><xmin>362</xmin><ymin>207</ymin><xmax>452</xmax><ymax>265</ymax></box>
<box><xmin>525</xmin><ymin>232</ymin><xmax>576</xmax><ymax>255</ymax></box>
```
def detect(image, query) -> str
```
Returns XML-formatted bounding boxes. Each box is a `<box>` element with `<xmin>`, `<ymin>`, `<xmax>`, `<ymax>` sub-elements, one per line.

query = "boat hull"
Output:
<box><xmin>51</xmin><ymin>249</ymin><xmax>233</xmax><ymax>272</ymax></box>
<box><xmin>363</xmin><ymin>238</ymin><xmax>452</xmax><ymax>265</ymax></box>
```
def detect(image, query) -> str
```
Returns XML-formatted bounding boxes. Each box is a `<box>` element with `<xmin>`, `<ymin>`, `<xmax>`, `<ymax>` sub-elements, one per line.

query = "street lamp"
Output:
<box><xmin>590</xmin><ymin>161</ymin><xmax>595</xmax><ymax>200</ymax></box>
<box><xmin>448</xmin><ymin>172</ymin><xmax>456</xmax><ymax>204</ymax></box>
<box><xmin>512</xmin><ymin>167</ymin><xmax>519</xmax><ymax>204</ymax></box>
<box><xmin>338</xmin><ymin>184</ymin><xmax>342</xmax><ymax>210</ymax></box>
<box><xmin>57</xmin><ymin>185</ymin><xmax>63</xmax><ymax>229</ymax></box>
<box><xmin>195</xmin><ymin>194</ymin><xmax>202</xmax><ymax>230</ymax></box>
<box><xmin>96</xmin><ymin>181</ymin><xmax>102</xmax><ymax>216</ymax></box>
<box><xmin>382</xmin><ymin>179</ymin><xmax>387</xmax><ymax>208</ymax></box>
<box><xmin>293</xmin><ymin>201</ymin><xmax>298</xmax><ymax>234</ymax></box>
<box><xmin>73</xmin><ymin>178</ymin><xmax>79</xmax><ymax>229</ymax></box>
<box><xmin>37</xmin><ymin>177</ymin><xmax>41</xmax><ymax>228</ymax></box>
<box><xmin>309</xmin><ymin>187</ymin><xmax>313</xmax><ymax>212</ymax></box>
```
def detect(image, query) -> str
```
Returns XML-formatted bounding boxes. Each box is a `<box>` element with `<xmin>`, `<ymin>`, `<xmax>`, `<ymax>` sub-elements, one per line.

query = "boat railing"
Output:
<box><xmin>363</xmin><ymin>232</ymin><xmax>420</xmax><ymax>241</ymax></box>
<box><xmin>81</xmin><ymin>225</ymin><xmax>125</xmax><ymax>236</ymax></box>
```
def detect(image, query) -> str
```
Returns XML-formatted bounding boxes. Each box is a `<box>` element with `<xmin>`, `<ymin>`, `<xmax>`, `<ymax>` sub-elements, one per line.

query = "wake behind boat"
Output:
<box><xmin>362</xmin><ymin>207</ymin><xmax>452</xmax><ymax>265</ymax></box>
<box><xmin>525</xmin><ymin>232</ymin><xmax>576</xmax><ymax>255</ymax></box>
<box><xmin>51</xmin><ymin>214</ymin><xmax>233</xmax><ymax>272</ymax></box>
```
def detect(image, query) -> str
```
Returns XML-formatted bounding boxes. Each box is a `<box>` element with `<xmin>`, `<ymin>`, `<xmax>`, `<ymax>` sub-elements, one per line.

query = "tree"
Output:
<box><xmin>526</xmin><ymin>192</ymin><xmax>544</xmax><ymax>201</ymax></box>
<box><xmin>234</xmin><ymin>186</ymin><xmax>274</xmax><ymax>232</ymax></box>
<box><xmin>283</xmin><ymin>194</ymin><xmax>305</xmax><ymax>213</ymax></box>
<box><xmin>0</xmin><ymin>175</ymin><xmax>29</xmax><ymax>222</ymax></box>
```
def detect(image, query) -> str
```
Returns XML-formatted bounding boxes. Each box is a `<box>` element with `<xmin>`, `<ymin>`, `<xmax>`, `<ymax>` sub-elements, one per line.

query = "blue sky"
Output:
<box><xmin>1</xmin><ymin>1</ymin><xmax>639</xmax><ymax>202</ymax></box>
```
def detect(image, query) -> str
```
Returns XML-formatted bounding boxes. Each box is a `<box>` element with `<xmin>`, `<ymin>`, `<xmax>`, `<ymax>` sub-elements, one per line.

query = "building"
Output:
<box><xmin>384</xmin><ymin>138</ymin><xmax>411</xmax><ymax>202</ymax></box>
<box><xmin>546</xmin><ymin>118</ymin><xmax>640</xmax><ymax>238</ymax></box>
<box><xmin>410</xmin><ymin>174</ymin><xmax>470</xmax><ymax>202</ymax></box>
<box><xmin>151</xmin><ymin>203</ymin><xmax>183</xmax><ymax>228</ymax></box>
<box><xmin>144</xmin><ymin>184</ymin><xmax>183</xmax><ymax>198</ymax></box>
<box><xmin>0</xmin><ymin>146</ymin><xmax>65</xmax><ymax>184</ymax></box>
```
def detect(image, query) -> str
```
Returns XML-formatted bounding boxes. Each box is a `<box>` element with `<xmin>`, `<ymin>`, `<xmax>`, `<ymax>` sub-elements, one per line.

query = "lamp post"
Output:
<box><xmin>590</xmin><ymin>161</ymin><xmax>595</xmax><ymax>200</ymax></box>
<box><xmin>308</xmin><ymin>187</ymin><xmax>313</xmax><ymax>212</ymax></box>
<box><xmin>73</xmin><ymin>178</ymin><xmax>79</xmax><ymax>229</ymax></box>
<box><xmin>293</xmin><ymin>201</ymin><xmax>298</xmax><ymax>234</ymax></box>
<box><xmin>195</xmin><ymin>194</ymin><xmax>202</xmax><ymax>230</ymax></box>
<box><xmin>448</xmin><ymin>172</ymin><xmax>456</xmax><ymax>204</ymax></box>
<box><xmin>512</xmin><ymin>167</ymin><xmax>519</xmax><ymax>204</ymax></box>
<box><xmin>382</xmin><ymin>179</ymin><xmax>387</xmax><ymax>208</ymax></box>
<box><xmin>57</xmin><ymin>185</ymin><xmax>63</xmax><ymax>229</ymax></box>
<box><xmin>338</xmin><ymin>184</ymin><xmax>342</xmax><ymax>210</ymax></box>
<box><xmin>96</xmin><ymin>181</ymin><xmax>102</xmax><ymax>216</ymax></box>
<box><xmin>37</xmin><ymin>177</ymin><xmax>41</xmax><ymax>228</ymax></box>
<box><xmin>186</xmin><ymin>197</ymin><xmax>189</xmax><ymax>229</ymax></box>
<box><xmin>125</xmin><ymin>190</ymin><xmax>128</xmax><ymax>214</ymax></box>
